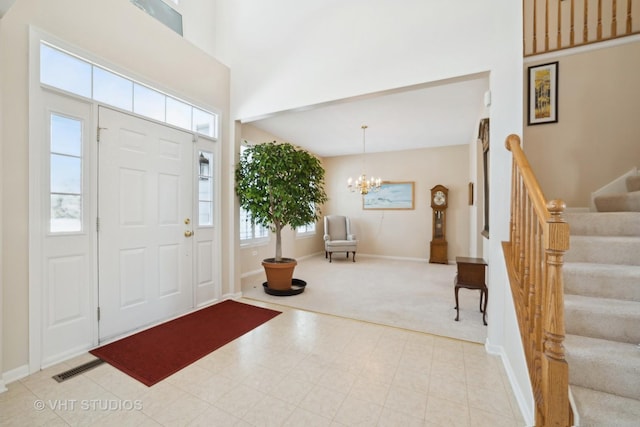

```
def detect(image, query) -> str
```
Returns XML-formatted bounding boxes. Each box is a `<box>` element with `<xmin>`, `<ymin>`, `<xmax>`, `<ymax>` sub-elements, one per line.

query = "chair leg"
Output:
<box><xmin>352</xmin><ymin>251</ymin><xmax>356</xmax><ymax>262</ymax></box>
<box><xmin>329</xmin><ymin>252</ymin><xmax>332</xmax><ymax>263</ymax></box>
<box><xmin>325</xmin><ymin>251</ymin><xmax>328</xmax><ymax>259</ymax></box>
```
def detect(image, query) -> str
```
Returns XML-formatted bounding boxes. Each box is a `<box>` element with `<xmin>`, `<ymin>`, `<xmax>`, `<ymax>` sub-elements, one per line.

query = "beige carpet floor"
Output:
<box><xmin>241</xmin><ymin>254</ymin><xmax>488</xmax><ymax>343</ymax></box>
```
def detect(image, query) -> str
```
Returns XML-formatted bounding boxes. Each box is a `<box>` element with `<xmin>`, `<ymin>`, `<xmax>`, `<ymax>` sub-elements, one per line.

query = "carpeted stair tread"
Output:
<box><xmin>564</xmin><ymin>262</ymin><xmax>640</xmax><ymax>302</ymax></box>
<box><xmin>565</xmin><ymin>334</ymin><xmax>640</xmax><ymax>401</ymax></box>
<box><xmin>571</xmin><ymin>385</ymin><xmax>640</xmax><ymax>427</ymax></box>
<box><xmin>594</xmin><ymin>190</ymin><xmax>640</xmax><ymax>212</ymax></box>
<box><xmin>566</xmin><ymin>235</ymin><xmax>640</xmax><ymax>266</ymax></box>
<box><xmin>564</xmin><ymin>294</ymin><xmax>640</xmax><ymax>343</ymax></box>
<box><xmin>566</xmin><ymin>211</ymin><xmax>640</xmax><ymax>236</ymax></box>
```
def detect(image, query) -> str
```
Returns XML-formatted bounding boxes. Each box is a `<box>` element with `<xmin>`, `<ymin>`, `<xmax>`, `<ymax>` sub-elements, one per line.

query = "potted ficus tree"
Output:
<box><xmin>235</xmin><ymin>141</ymin><xmax>328</xmax><ymax>292</ymax></box>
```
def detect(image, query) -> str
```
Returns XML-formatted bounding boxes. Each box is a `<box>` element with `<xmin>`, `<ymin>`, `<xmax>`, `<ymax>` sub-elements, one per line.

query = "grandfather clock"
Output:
<box><xmin>429</xmin><ymin>185</ymin><xmax>449</xmax><ymax>264</ymax></box>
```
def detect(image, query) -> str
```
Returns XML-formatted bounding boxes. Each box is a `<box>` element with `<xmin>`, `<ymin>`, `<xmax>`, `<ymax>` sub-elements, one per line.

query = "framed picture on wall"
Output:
<box><xmin>527</xmin><ymin>61</ymin><xmax>559</xmax><ymax>125</ymax></box>
<box><xmin>363</xmin><ymin>181</ymin><xmax>415</xmax><ymax>210</ymax></box>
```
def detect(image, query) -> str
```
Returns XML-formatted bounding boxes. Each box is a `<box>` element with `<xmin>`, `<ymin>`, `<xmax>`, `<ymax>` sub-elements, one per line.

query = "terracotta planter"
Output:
<box><xmin>262</xmin><ymin>258</ymin><xmax>297</xmax><ymax>290</ymax></box>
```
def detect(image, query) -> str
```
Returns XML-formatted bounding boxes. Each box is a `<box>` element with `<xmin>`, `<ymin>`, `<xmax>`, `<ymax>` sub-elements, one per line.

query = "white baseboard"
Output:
<box><xmin>485</xmin><ymin>338</ymin><xmax>535</xmax><ymax>426</ymax></box>
<box><xmin>357</xmin><ymin>253</ymin><xmax>429</xmax><ymax>263</ymax></box>
<box><xmin>2</xmin><ymin>364</ymin><xmax>30</xmax><ymax>387</ymax></box>
<box><xmin>224</xmin><ymin>292</ymin><xmax>243</xmax><ymax>300</ymax></box>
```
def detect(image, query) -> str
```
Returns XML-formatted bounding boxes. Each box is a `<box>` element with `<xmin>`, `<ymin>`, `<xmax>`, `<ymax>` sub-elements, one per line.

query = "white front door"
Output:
<box><xmin>98</xmin><ymin>107</ymin><xmax>194</xmax><ymax>341</ymax></box>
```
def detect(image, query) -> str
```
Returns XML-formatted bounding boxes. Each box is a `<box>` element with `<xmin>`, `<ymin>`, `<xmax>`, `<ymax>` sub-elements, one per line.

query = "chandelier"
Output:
<box><xmin>347</xmin><ymin>125</ymin><xmax>381</xmax><ymax>195</ymax></box>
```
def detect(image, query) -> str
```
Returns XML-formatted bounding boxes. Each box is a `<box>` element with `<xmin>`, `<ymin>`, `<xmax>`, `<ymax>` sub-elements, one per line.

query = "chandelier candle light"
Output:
<box><xmin>347</xmin><ymin>125</ymin><xmax>382</xmax><ymax>195</ymax></box>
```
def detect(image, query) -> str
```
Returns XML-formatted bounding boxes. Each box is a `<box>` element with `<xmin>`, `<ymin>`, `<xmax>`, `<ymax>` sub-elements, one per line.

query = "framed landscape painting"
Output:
<box><xmin>528</xmin><ymin>61</ymin><xmax>559</xmax><ymax>125</ymax></box>
<box><xmin>363</xmin><ymin>181</ymin><xmax>415</xmax><ymax>210</ymax></box>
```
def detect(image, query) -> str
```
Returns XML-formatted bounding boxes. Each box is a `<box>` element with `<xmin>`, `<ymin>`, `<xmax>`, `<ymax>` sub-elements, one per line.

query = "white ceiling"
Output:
<box><xmin>0</xmin><ymin>0</ymin><xmax>15</xmax><ymax>18</ymax></box>
<box><xmin>243</xmin><ymin>73</ymin><xmax>490</xmax><ymax>158</ymax></box>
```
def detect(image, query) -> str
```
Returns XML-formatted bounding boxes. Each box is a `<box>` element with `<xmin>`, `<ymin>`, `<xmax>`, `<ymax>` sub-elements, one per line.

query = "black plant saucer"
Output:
<box><xmin>262</xmin><ymin>278</ymin><xmax>307</xmax><ymax>296</ymax></box>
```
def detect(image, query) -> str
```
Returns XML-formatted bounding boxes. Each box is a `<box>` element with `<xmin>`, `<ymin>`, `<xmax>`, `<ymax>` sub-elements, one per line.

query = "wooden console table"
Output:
<box><xmin>454</xmin><ymin>257</ymin><xmax>488</xmax><ymax>325</ymax></box>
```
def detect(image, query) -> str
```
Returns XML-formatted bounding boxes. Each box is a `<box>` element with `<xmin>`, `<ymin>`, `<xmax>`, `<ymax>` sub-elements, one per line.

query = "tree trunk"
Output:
<box><xmin>274</xmin><ymin>221</ymin><xmax>282</xmax><ymax>262</ymax></box>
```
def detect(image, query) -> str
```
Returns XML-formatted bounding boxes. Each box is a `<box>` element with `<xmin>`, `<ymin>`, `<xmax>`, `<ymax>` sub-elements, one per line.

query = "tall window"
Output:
<box><xmin>50</xmin><ymin>113</ymin><xmax>83</xmax><ymax>233</ymax></box>
<box><xmin>296</xmin><ymin>203</ymin><xmax>317</xmax><ymax>235</ymax></box>
<box><xmin>239</xmin><ymin>209</ymin><xmax>269</xmax><ymax>242</ymax></box>
<box><xmin>239</xmin><ymin>144</ymin><xmax>269</xmax><ymax>243</ymax></box>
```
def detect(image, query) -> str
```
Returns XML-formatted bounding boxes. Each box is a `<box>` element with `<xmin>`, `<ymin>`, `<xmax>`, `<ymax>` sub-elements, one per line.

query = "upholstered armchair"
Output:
<box><xmin>323</xmin><ymin>215</ymin><xmax>357</xmax><ymax>262</ymax></box>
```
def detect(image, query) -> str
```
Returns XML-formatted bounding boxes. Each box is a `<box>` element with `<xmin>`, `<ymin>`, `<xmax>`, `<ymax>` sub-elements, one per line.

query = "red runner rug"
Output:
<box><xmin>90</xmin><ymin>300</ymin><xmax>281</xmax><ymax>386</ymax></box>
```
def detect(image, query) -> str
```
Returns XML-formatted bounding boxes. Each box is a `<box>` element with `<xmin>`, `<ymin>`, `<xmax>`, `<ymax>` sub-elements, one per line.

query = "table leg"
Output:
<box><xmin>454</xmin><ymin>285</ymin><xmax>460</xmax><ymax>321</ymax></box>
<box><xmin>482</xmin><ymin>287</ymin><xmax>488</xmax><ymax>325</ymax></box>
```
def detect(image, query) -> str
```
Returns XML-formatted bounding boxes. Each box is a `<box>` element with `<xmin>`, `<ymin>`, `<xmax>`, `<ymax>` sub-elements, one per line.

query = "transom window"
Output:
<box><xmin>40</xmin><ymin>42</ymin><xmax>217</xmax><ymax>138</ymax></box>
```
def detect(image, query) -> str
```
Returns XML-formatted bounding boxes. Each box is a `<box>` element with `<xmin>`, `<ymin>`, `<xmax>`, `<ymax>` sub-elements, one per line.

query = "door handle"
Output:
<box><xmin>184</xmin><ymin>230</ymin><xmax>193</xmax><ymax>237</ymax></box>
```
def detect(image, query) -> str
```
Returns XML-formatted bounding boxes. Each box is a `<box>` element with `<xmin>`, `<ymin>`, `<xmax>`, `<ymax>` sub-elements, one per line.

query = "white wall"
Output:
<box><xmin>216</xmin><ymin>0</ymin><xmax>530</xmax><ymax>422</ymax></box>
<box><xmin>0</xmin><ymin>16</ymin><xmax>5</xmax><ymax>393</ymax></box>
<box><xmin>1</xmin><ymin>1</ymin><xmax>530</xmax><ymax>421</ymax></box>
<box><xmin>1</xmin><ymin>0</ymin><xmax>229</xmax><ymax>376</ymax></box>
<box><xmin>323</xmin><ymin>145</ymin><xmax>470</xmax><ymax>261</ymax></box>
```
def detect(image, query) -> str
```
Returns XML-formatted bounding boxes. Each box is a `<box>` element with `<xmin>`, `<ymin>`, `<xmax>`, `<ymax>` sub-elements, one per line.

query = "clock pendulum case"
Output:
<box><xmin>429</xmin><ymin>185</ymin><xmax>449</xmax><ymax>264</ymax></box>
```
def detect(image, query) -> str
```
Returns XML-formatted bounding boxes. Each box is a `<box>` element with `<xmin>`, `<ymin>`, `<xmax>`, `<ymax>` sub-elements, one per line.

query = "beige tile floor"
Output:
<box><xmin>0</xmin><ymin>299</ymin><xmax>525</xmax><ymax>426</ymax></box>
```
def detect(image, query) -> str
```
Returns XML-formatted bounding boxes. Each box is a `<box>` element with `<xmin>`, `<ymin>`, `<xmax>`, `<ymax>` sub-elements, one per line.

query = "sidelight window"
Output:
<box><xmin>50</xmin><ymin>113</ymin><xmax>83</xmax><ymax>233</ymax></box>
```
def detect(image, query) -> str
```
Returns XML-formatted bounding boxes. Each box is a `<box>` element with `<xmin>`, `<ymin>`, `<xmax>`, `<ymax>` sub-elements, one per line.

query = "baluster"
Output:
<box><xmin>584</xmin><ymin>0</ymin><xmax>589</xmax><ymax>42</ymax></box>
<box><xmin>518</xmin><ymin>180</ymin><xmax>527</xmax><ymax>290</ymax></box>
<box><xmin>527</xmin><ymin>201</ymin><xmax>538</xmax><ymax>379</ymax></box>
<box><xmin>523</xmin><ymin>194</ymin><xmax>532</xmax><ymax>367</ymax></box>
<box><xmin>570</xmin><ymin>0</ymin><xmax>576</xmax><ymax>46</ymax></box>
<box><xmin>534</xmin><ymin>217</ymin><xmax>544</xmax><ymax>413</ymax></box>
<box><xmin>510</xmin><ymin>161</ymin><xmax>517</xmax><ymax>264</ymax></box>
<box><xmin>597</xmin><ymin>0</ymin><xmax>603</xmax><ymax>39</ymax></box>
<box><xmin>612</xmin><ymin>0</ymin><xmax>618</xmax><ymax>37</ymax></box>
<box><xmin>533</xmin><ymin>0</ymin><xmax>539</xmax><ymax>53</ymax></box>
<box><xmin>515</xmin><ymin>173</ymin><xmax>523</xmax><ymax>280</ymax></box>
<box><xmin>557</xmin><ymin>0</ymin><xmax>562</xmax><ymax>50</ymax></box>
<box><xmin>534</xmin><ymin>219</ymin><xmax>545</xmax><ymax>425</ymax></box>
<box><xmin>545</xmin><ymin>0</ymin><xmax>550</xmax><ymax>51</ymax></box>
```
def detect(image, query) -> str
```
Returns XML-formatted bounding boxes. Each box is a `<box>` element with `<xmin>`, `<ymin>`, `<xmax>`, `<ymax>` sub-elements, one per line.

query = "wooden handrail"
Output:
<box><xmin>524</xmin><ymin>0</ymin><xmax>640</xmax><ymax>56</ymax></box>
<box><xmin>503</xmin><ymin>134</ymin><xmax>572</xmax><ymax>426</ymax></box>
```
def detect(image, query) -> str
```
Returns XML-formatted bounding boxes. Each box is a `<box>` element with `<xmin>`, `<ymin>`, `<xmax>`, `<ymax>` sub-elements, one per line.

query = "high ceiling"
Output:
<box><xmin>0</xmin><ymin>0</ymin><xmax>15</xmax><ymax>18</ymax></box>
<box><xmin>243</xmin><ymin>73</ymin><xmax>490</xmax><ymax>158</ymax></box>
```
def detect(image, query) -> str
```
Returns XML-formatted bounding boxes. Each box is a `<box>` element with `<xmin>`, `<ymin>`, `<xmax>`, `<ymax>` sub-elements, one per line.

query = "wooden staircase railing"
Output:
<box><xmin>503</xmin><ymin>134</ymin><xmax>573</xmax><ymax>426</ymax></box>
<box><xmin>524</xmin><ymin>0</ymin><xmax>640</xmax><ymax>56</ymax></box>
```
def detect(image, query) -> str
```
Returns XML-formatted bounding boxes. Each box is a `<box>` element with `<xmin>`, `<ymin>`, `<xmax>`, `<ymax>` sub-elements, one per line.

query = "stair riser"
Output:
<box><xmin>568</xmin><ymin>354</ymin><xmax>640</xmax><ymax>401</ymax></box>
<box><xmin>564</xmin><ymin>269</ymin><xmax>640</xmax><ymax>302</ymax></box>
<box><xmin>566</xmin><ymin>237</ymin><xmax>640</xmax><ymax>266</ymax></box>
<box><xmin>594</xmin><ymin>191</ymin><xmax>640</xmax><ymax>212</ymax></box>
<box><xmin>571</xmin><ymin>385</ymin><xmax>640</xmax><ymax>427</ymax></box>
<box><xmin>565</xmin><ymin>307</ymin><xmax>640</xmax><ymax>344</ymax></box>
<box><xmin>567</xmin><ymin>212</ymin><xmax>640</xmax><ymax>237</ymax></box>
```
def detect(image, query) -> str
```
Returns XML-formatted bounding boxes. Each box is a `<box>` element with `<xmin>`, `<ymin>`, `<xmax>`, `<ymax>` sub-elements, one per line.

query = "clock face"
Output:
<box><xmin>434</xmin><ymin>190</ymin><xmax>446</xmax><ymax>206</ymax></box>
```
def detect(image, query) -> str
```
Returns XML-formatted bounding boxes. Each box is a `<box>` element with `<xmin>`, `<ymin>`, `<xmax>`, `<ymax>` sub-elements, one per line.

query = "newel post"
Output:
<box><xmin>541</xmin><ymin>199</ymin><xmax>571</xmax><ymax>426</ymax></box>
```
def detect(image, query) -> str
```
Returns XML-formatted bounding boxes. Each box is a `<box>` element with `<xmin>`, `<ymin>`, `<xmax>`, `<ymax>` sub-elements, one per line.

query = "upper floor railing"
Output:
<box><xmin>524</xmin><ymin>0</ymin><xmax>640</xmax><ymax>56</ymax></box>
